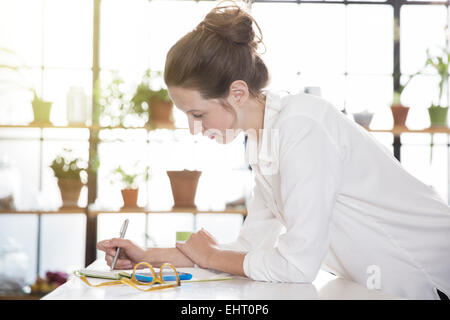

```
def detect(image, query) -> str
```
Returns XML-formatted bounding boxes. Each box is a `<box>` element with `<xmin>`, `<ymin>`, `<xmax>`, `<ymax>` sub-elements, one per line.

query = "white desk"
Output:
<box><xmin>42</xmin><ymin>259</ymin><xmax>399</xmax><ymax>300</ymax></box>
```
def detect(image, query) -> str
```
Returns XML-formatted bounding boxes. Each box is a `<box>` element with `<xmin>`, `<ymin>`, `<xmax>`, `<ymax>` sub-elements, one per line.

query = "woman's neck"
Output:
<box><xmin>244</xmin><ymin>93</ymin><xmax>266</xmax><ymax>144</ymax></box>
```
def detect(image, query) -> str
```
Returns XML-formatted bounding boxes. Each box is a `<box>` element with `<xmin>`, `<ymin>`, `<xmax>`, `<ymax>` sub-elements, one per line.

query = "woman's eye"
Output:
<box><xmin>192</xmin><ymin>114</ymin><xmax>203</xmax><ymax>119</ymax></box>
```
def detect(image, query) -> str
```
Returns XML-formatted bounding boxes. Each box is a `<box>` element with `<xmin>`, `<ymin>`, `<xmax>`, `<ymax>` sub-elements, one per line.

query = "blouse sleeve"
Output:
<box><xmin>242</xmin><ymin>115</ymin><xmax>343</xmax><ymax>282</ymax></box>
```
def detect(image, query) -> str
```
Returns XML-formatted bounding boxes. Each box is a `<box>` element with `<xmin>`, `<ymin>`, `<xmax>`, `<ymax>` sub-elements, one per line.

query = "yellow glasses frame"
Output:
<box><xmin>77</xmin><ymin>262</ymin><xmax>181</xmax><ymax>292</ymax></box>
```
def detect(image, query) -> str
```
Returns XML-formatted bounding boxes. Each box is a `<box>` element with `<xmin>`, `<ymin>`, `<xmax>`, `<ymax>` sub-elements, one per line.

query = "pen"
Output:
<box><xmin>110</xmin><ymin>219</ymin><xmax>129</xmax><ymax>270</ymax></box>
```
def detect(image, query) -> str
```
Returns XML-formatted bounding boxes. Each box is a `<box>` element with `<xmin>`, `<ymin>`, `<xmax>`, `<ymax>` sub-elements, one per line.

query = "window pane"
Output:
<box><xmin>40</xmin><ymin>214</ymin><xmax>86</xmax><ymax>276</ymax></box>
<box><xmin>346</xmin><ymin>75</ymin><xmax>393</xmax><ymax>128</ymax></box>
<box><xmin>251</xmin><ymin>3</ymin><xmax>303</xmax><ymax>92</ymax></box>
<box><xmin>0</xmin><ymin>138</ymin><xmax>41</xmax><ymax>210</ymax></box>
<box><xmin>0</xmin><ymin>0</ymin><xmax>43</xmax><ymax>67</ymax></box>
<box><xmin>0</xmin><ymin>214</ymin><xmax>38</xmax><ymax>284</ymax></box>
<box><xmin>347</xmin><ymin>4</ymin><xmax>393</xmax><ymax>74</ymax></box>
<box><xmin>43</xmin><ymin>0</ymin><xmax>93</xmax><ymax>68</ymax></box>
<box><xmin>42</xmin><ymin>69</ymin><xmax>92</xmax><ymax>125</ymax></box>
<box><xmin>100</xmin><ymin>0</ymin><xmax>216</xmax><ymax>72</ymax></box>
<box><xmin>298</xmin><ymin>74</ymin><xmax>346</xmax><ymax>111</ymax></box>
<box><xmin>297</xmin><ymin>4</ymin><xmax>346</xmax><ymax>74</ymax></box>
<box><xmin>146</xmin><ymin>0</ymin><xmax>217</xmax><ymax>71</ymax></box>
<box><xmin>100</xmin><ymin>0</ymin><xmax>152</xmax><ymax>72</ymax></box>
<box><xmin>0</xmin><ymin>68</ymin><xmax>41</xmax><ymax>125</ymax></box>
<box><xmin>400</xmin><ymin>5</ymin><xmax>447</xmax><ymax>74</ymax></box>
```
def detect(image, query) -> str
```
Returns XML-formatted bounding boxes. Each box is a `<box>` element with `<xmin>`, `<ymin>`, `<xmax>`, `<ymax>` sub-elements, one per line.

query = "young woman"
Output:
<box><xmin>97</xmin><ymin>2</ymin><xmax>450</xmax><ymax>300</ymax></box>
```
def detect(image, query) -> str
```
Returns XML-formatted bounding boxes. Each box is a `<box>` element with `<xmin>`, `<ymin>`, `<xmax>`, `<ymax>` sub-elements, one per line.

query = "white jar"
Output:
<box><xmin>66</xmin><ymin>86</ymin><xmax>88</xmax><ymax>124</ymax></box>
<box><xmin>0</xmin><ymin>237</ymin><xmax>29</xmax><ymax>295</ymax></box>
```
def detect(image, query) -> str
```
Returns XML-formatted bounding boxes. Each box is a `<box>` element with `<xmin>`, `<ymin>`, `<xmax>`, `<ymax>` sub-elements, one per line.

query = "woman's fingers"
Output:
<box><xmin>97</xmin><ymin>238</ymin><xmax>131</xmax><ymax>252</ymax></box>
<box><xmin>105</xmin><ymin>254</ymin><xmax>133</xmax><ymax>269</ymax></box>
<box><xmin>96</xmin><ymin>239</ymin><xmax>110</xmax><ymax>252</ymax></box>
<box><xmin>108</xmin><ymin>238</ymin><xmax>132</xmax><ymax>249</ymax></box>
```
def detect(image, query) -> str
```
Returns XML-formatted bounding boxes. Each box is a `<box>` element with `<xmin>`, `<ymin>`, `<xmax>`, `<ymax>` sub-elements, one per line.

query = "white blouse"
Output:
<box><xmin>220</xmin><ymin>90</ymin><xmax>450</xmax><ymax>300</ymax></box>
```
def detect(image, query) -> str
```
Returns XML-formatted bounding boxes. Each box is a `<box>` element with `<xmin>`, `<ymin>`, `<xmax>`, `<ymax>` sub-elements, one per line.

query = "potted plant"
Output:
<box><xmin>97</xmin><ymin>71</ymin><xmax>132</xmax><ymax>127</ymax></box>
<box><xmin>352</xmin><ymin>109</ymin><xmax>374</xmax><ymax>129</ymax></box>
<box><xmin>166</xmin><ymin>169</ymin><xmax>202</xmax><ymax>208</ymax></box>
<box><xmin>414</xmin><ymin>46</ymin><xmax>449</xmax><ymax>163</ymax></box>
<box><xmin>390</xmin><ymin>70</ymin><xmax>420</xmax><ymax>129</ymax></box>
<box><xmin>110</xmin><ymin>164</ymin><xmax>151</xmax><ymax>208</ymax></box>
<box><xmin>131</xmin><ymin>69</ymin><xmax>174</xmax><ymax>129</ymax></box>
<box><xmin>50</xmin><ymin>148</ymin><xmax>87</xmax><ymax>208</ymax></box>
<box><xmin>0</xmin><ymin>47</ymin><xmax>53</xmax><ymax>125</ymax></box>
<box><xmin>421</xmin><ymin>47</ymin><xmax>449</xmax><ymax>128</ymax></box>
<box><xmin>31</xmin><ymin>90</ymin><xmax>53</xmax><ymax>125</ymax></box>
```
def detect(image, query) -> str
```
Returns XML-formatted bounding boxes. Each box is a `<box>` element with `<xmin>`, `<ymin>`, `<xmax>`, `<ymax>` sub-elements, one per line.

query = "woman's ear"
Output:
<box><xmin>228</xmin><ymin>80</ymin><xmax>250</xmax><ymax>107</ymax></box>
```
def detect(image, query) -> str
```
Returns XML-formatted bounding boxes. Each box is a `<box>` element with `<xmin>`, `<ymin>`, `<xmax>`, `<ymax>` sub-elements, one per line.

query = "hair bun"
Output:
<box><xmin>198</xmin><ymin>2</ymin><xmax>263</xmax><ymax>51</ymax></box>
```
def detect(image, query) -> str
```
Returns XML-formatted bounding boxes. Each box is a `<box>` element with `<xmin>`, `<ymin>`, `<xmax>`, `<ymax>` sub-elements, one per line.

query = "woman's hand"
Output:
<box><xmin>175</xmin><ymin>228</ymin><xmax>219</xmax><ymax>269</ymax></box>
<box><xmin>96</xmin><ymin>238</ymin><xmax>147</xmax><ymax>270</ymax></box>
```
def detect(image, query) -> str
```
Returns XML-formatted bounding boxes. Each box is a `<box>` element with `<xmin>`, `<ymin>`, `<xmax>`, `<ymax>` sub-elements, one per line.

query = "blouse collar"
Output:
<box><xmin>245</xmin><ymin>90</ymin><xmax>285</xmax><ymax>174</ymax></box>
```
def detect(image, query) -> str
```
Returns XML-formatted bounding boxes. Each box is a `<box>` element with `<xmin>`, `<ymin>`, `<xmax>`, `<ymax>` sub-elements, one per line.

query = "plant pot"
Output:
<box><xmin>57</xmin><ymin>179</ymin><xmax>83</xmax><ymax>208</ymax></box>
<box><xmin>121</xmin><ymin>188</ymin><xmax>139</xmax><ymax>208</ymax></box>
<box><xmin>352</xmin><ymin>112</ymin><xmax>374</xmax><ymax>128</ymax></box>
<box><xmin>390</xmin><ymin>104</ymin><xmax>409</xmax><ymax>128</ymax></box>
<box><xmin>148</xmin><ymin>97</ymin><xmax>174</xmax><ymax>128</ymax></box>
<box><xmin>428</xmin><ymin>105</ymin><xmax>448</xmax><ymax>128</ymax></box>
<box><xmin>167</xmin><ymin>170</ymin><xmax>202</xmax><ymax>208</ymax></box>
<box><xmin>31</xmin><ymin>99</ymin><xmax>53</xmax><ymax>125</ymax></box>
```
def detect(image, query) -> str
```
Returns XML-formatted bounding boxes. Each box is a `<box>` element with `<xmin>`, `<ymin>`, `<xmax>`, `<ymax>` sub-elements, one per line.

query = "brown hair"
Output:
<box><xmin>163</xmin><ymin>0</ymin><xmax>269</xmax><ymax>111</ymax></box>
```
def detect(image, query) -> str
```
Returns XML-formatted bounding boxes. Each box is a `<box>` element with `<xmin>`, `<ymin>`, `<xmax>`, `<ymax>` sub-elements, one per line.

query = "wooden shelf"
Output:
<box><xmin>2</xmin><ymin>123</ymin><xmax>448</xmax><ymax>133</ymax></box>
<box><xmin>90</xmin><ymin>207</ymin><xmax>247</xmax><ymax>215</ymax></box>
<box><xmin>0</xmin><ymin>207</ymin><xmax>248</xmax><ymax>216</ymax></box>
<box><xmin>0</xmin><ymin>123</ymin><xmax>90</xmax><ymax>129</ymax></box>
<box><xmin>0</xmin><ymin>293</ymin><xmax>46</xmax><ymax>300</ymax></box>
<box><xmin>366</xmin><ymin>126</ymin><xmax>450</xmax><ymax>135</ymax></box>
<box><xmin>0</xmin><ymin>208</ymin><xmax>87</xmax><ymax>214</ymax></box>
<box><xmin>0</xmin><ymin>123</ymin><xmax>185</xmax><ymax>130</ymax></box>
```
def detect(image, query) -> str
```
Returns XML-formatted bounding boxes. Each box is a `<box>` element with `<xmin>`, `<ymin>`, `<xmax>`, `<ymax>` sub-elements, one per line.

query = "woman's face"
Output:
<box><xmin>167</xmin><ymin>86</ymin><xmax>241</xmax><ymax>144</ymax></box>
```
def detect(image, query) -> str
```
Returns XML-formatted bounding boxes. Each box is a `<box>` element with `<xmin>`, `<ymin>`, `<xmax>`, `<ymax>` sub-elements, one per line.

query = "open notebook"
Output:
<box><xmin>76</xmin><ymin>266</ymin><xmax>232</xmax><ymax>283</ymax></box>
<box><xmin>77</xmin><ymin>268</ymin><xmax>131</xmax><ymax>280</ymax></box>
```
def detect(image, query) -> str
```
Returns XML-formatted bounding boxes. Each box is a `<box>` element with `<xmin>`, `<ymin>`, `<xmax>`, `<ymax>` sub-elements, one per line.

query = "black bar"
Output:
<box><xmin>393</xmin><ymin>135</ymin><xmax>401</xmax><ymax>161</ymax></box>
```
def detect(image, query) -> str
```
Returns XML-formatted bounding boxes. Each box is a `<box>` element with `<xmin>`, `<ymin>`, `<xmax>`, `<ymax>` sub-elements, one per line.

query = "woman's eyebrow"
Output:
<box><xmin>187</xmin><ymin>109</ymin><xmax>201</xmax><ymax>113</ymax></box>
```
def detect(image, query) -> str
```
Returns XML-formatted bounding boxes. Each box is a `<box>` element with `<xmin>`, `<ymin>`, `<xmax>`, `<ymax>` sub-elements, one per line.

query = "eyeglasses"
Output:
<box><xmin>77</xmin><ymin>262</ymin><xmax>181</xmax><ymax>292</ymax></box>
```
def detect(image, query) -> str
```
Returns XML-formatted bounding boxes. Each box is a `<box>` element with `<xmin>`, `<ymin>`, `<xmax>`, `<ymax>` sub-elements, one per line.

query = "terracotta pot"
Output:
<box><xmin>121</xmin><ymin>188</ymin><xmax>139</xmax><ymax>208</ymax></box>
<box><xmin>57</xmin><ymin>179</ymin><xmax>83</xmax><ymax>208</ymax></box>
<box><xmin>390</xmin><ymin>104</ymin><xmax>409</xmax><ymax>128</ymax></box>
<box><xmin>148</xmin><ymin>97</ymin><xmax>174</xmax><ymax>127</ymax></box>
<box><xmin>167</xmin><ymin>170</ymin><xmax>202</xmax><ymax>208</ymax></box>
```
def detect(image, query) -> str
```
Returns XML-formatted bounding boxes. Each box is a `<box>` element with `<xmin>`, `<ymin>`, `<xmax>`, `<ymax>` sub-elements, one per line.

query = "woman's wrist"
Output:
<box><xmin>208</xmin><ymin>247</ymin><xmax>222</xmax><ymax>270</ymax></box>
<box><xmin>145</xmin><ymin>247</ymin><xmax>195</xmax><ymax>268</ymax></box>
<box><xmin>208</xmin><ymin>248</ymin><xmax>246</xmax><ymax>277</ymax></box>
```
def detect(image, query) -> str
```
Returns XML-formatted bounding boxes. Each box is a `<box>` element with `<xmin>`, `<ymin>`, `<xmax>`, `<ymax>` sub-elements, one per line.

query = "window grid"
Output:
<box><xmin>1</xmin><ymin>0</ymin><xmax>449</xmax><ymax>283</ymax></box>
